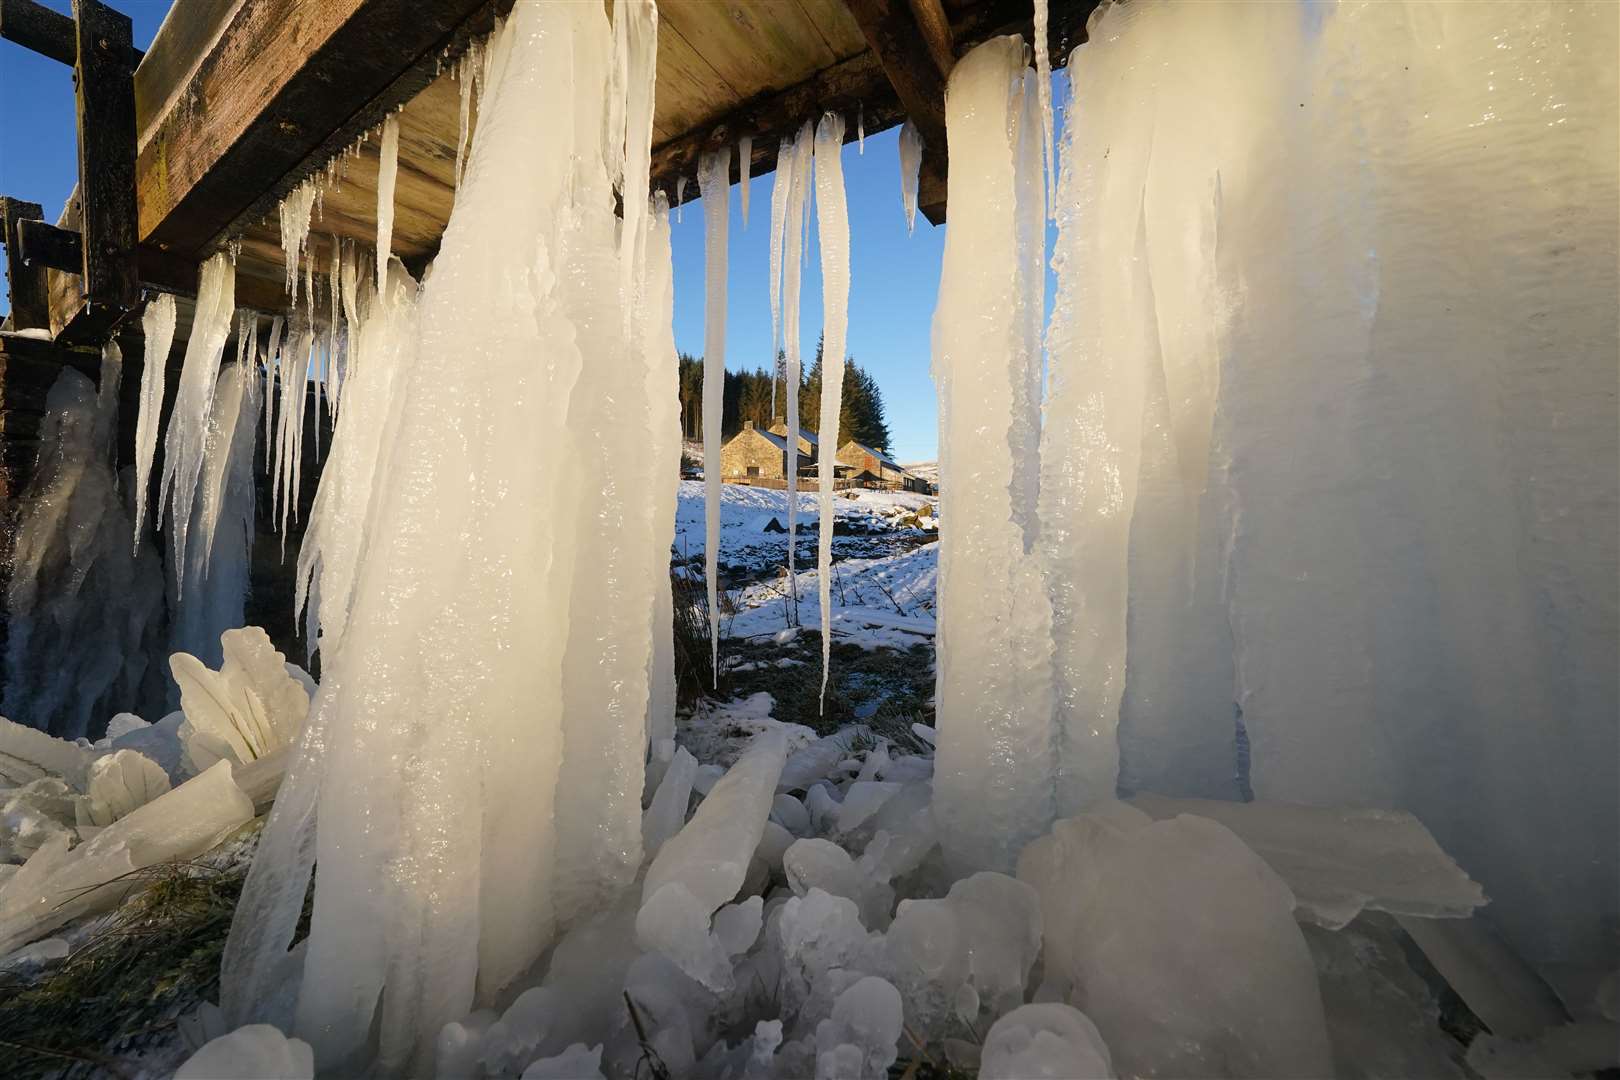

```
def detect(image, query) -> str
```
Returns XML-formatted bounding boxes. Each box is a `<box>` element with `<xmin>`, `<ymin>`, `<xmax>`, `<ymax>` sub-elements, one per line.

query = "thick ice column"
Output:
<box><xmin>643</xmin><ymin>194</ymin><xmax>681</xmax><ymax>746</ymax></box>
<box><xmin>229</xmin><ymin>3</ymin><xmax>671</xmax><ymax>1070</ymax></box>
<box><xmin>132</xmin><ymin>293</ymin><xmax>176</xmax><ymax>545</ymax></box>
<box><xmin>698</xmin><ymin>146</ymin><xmax>730</xmax><ymax>683</ymax></box>
<box><xmin>158</xmin><ymin>253</ymin><xmax>235</xmax><ymax>595</ymax></box>
<box><xmin>812</xmin><ymin>113</ymin><xmax>849</xmax><ymax>705</ymax></box>
<box><xmin>931</xmin><ymin>38</ymin><xmax>1055</xmax><ymax>874</ymax></box>
<box><xmin>554</xmin><ymin>0</ymin><xmax>659</xmax><ymax>928</ymax></box>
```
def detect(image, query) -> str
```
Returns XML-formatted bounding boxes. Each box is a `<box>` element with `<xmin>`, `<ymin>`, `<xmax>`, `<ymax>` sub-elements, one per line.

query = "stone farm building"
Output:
<box><xmin>720</xmin><ymin>421</ymin><xmax>932</xmax><ymax>493</ymax></box>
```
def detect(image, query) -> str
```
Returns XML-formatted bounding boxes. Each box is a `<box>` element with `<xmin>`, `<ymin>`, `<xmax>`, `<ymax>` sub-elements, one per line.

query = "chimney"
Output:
<box><xmin>743</xmin><ymin>419</ymin><xmax>755</xmax><ymax>430</ymax></box>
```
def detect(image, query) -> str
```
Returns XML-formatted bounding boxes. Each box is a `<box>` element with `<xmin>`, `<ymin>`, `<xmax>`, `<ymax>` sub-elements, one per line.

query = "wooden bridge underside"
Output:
<box><xmin>53</xmin><ymin>0</ymin><xmax>1096</xmax><ymax>325</ymax></box>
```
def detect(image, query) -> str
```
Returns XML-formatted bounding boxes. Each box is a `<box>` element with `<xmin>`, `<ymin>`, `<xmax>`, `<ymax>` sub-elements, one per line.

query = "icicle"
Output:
<box><xmin>813</xmin><ymin>113</ymin><xmax>850</xmax><ymax>710</ymax></box>
<box><xmin>676</xmin><ymin>175</ymin><xmax>687</xmax><ymax>222</ymax></box>
<box><xmin>614</xmin><ymin>0</ymin><xmax>658</xmax><ymax>330</ymax></box>
<box><xmin>1033</xmin><ymin>0</ymin><xmax>1055</xmax><ymax>215</ymax></box>
<box><xmin>858</xmin><ymin>103</ymin><xmax>866</xmax><ymax>153</ymax></box>
<box><xmin>455</xmin><ymin>49</ymin><xmax>474</xmax><ymax>189</ymax></box>
<box><xmin>768</xmin><ymin>135</ymin><xmax>794</xmax><ymax>420</ymax></box>
<box><xmin>272</xmin><ymin>317</ymin><xmax>315</xmax><ymax>549</ymax></box>
<box><xmin>278</xmin><ymin>178</ymin><xmax>318</xmax><ymax>299</ymax></box>
<box><xmin>158</xmin><ymin>253</ymin><xmax>236</xmax><ymax>598</ymax></box>
<box><xmin>738</xmin><ymin>134</ymin><xmax>753</xmax><ymax>227</ymax></box>
<box><xmin>326</xmin><ymin>236</ymin><xmax>343</xmax><ymax>411</ymax></box>
<box><xmin>261</xmin><ymin>315</ymin><xmax>284</xmax><ymax>476</ymax></box>
<box><xmin>643</xmin><ymin>191</ymin><xmax>680</xmax><ymax>746</ymax></box>
<box><xmin>899</xmin><ymin>120</ymin><xmax>923</xmax><ymax>234</ymax></box>
<box><xmin>376</xmin><ymin>114</ymin><xmax>400</xmax><ymax>292</ymax></box>
<box><xmin>132</xmin><ymin>292</ymin><xmax>177</xmax><ymax>547</ymax></box>
<box><xmin>930</xmin><ymin>37</ymin><xmax>1054</xmax><ymax>874</ymax></box>
<box><xmin>780</xmin><ymin>123</ymin><xmax>815</xmax><ymax>628</ymax></box>
<box><xmin>698</xmin><ymin>145</ymin><xmax>730</xmax><ymax>685</ymax></box>
<box><xmin>170</xmin><ymin>357</ymin><xmax>259</xmax><ymax>664</ymax></box>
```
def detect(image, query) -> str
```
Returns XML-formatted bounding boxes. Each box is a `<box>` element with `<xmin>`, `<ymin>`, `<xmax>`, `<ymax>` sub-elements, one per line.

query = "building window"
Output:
<box><xmin>747</xmin><ymin>466</ymin><xmax>760</xmax><ymax>478</ymax></box>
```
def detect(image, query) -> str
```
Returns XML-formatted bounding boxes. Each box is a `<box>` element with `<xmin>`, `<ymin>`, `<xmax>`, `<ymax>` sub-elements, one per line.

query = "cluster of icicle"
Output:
<box><xmin>931</xmin><ymin>0</ymin><xmax>1619</xmax><ymax>981</ymax></box>
<box><xmin>220</xmin><ymin>0</ymin><xmax>680</xmax><ymax>1071</ymax></box>
<box><xmin>2</xmin><ymin>346</ymin><xmax>166</xmax><ymax>737</ymax></box>
<box><xmin>707</xmin><ymin>110</ymin><xmax>851</xmax><ymax>704</ymax></box>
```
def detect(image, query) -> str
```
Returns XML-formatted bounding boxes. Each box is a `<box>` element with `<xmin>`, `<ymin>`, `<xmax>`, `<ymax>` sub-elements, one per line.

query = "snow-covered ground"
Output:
<box><xmin>672</xmin><ymin>480</ymin><xmax>935</xmax><ymax>586</ymax></box>
<box><xmin>725</xmin><ymin>543</ymin><xmax>937</xmax><ymax>651</ymax></box>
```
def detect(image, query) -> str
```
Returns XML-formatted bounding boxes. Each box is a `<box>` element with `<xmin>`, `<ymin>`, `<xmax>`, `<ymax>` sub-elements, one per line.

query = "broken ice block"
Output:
<box><xmin>172</xmin><ymin>627</ymin><xmax>311</xmax><ymax>773</ymax></box>
<box><xmin>75</xmin><ymin>748</ymin><xmax>171</xmax><ymax>829</ymax></box>
<box><xmin>643</xmin><ymin>730</ymin><xmax>786</xmax><ymax>911</ymax></box>
<box><xmin>0</xmin><ymin>761</ymin><xmax>253</xmax><ymax>954</ymax></box>
<box><xmin>980</xmin><ymin>1003</ymin><xmax>1114</xmax><ymax>1080</ymax></box>
<box><xmin>814</xmin><ymin>976</ymin><xmax>903</xmax><ymax>1079</ymax></box>
<box><xmin>1131</xmin><ymin>794</ymin><xmax>1486</xmax><ymax>929</ymax></box>
<box><xmin>1018</xmin><ymin>806</ymin><xmax>1332</xmax><ymax>1078</ymax></box>
<box><xmin>175</xmin><ymin>1023</ymin><xmax>314</xmax><ymax>1079</ymax></box>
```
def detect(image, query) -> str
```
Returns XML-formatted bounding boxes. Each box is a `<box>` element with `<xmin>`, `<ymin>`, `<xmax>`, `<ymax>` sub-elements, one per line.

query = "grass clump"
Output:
<box><xmin>0</xmin><ymin>822</ymin><xmax>301</xmax><ymax>1079</ymax></box>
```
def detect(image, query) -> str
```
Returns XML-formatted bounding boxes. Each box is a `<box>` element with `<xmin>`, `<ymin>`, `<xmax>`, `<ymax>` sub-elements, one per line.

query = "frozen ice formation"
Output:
<box><xmin>897</xmin><ymin>120</ymin><xmax>922</xmax><ymax>234</ymax></box>
<box><xmin>224</xmin><ymin>3</ymin><xmax>672</xmax><ymax>1070</ymax></box>
<box><xmin>172</xmin><ymin>627</ymin><xmax>311</xmax><ymax>774</ymax></box>
<box><xmin>699</xmin><ymin>144</ymin><xmax>730</xmax><ymax>683</ymax></box>
<box><xmin>643</xmin><ymin>729</ymin><xmax>786</xmax><ymax>912</ymax></box>
<box><xmin>813</xmin><ymin>975</ymin><xmax>903</xmax><ymax>1078</ymax></box>
<box><xmin>980</xmin><ymin>1003</ymin><xmax>1113</xmax><ymax>1080</ymax></box>
<box><xmin>175</xmin><ymin>1023</ymin><xmax>315</xmax><ymax>1080</ymax></box>
<box><xmin>3</xmin><ymin>361</ymin><xmax>166</xmax><ymax>738</ymax></box>
<box><xmin>169</xmin><ymin>358</ymin><xmax>260</xmax><ymax>667</ymax></box>
<box><xmin>521</xmin><ymin>1043</ymin><xmax>606</xmax><ymax>1080</ymax></box>
<box><xmin>159</xmin><ymin>252</ymin><xmax>236</xmax><ymax>597</ymax></box>
<box><xmin>0</xmin><ymin>761</ymin><xmax>252</xmax><ymax>955</ymax></box>
<box><xmin>74</xmin><ymin>748</ymin><xmax>171</xmax><ymax>830</ymax></box>
<box><xmin>1018</xmin><ymin>805</ymin><xmax>1333</xmax><ymax>1077</ymax></box>
<box><xmin>930</xmin><ymin>36</ymin><xmax>1055</xmax><ymax>874</ymax></box>
<box><xmin>132</xmin><ymin>291</ymin><xmax>177</xmax><ymax>544</ymax></box>
<box><xmin>376</xmin><ymin>113</ymin><xmax>400</xmax><ymax>290</ymax></box>
<box><xmin>1132</xmin><ymin>794</ymin><xmax>1485</xmax><ymax>930</ymax></box>
<box><xmin>812</xmin><ymin>111</ymin><xmax>849</xmax><ymax>708</ymax></box>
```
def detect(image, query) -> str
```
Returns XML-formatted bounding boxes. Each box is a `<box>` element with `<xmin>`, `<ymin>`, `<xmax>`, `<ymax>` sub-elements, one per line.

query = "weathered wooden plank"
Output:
<box><xmin>61</xmin><ymin>0</ymin><xmax>140</xmax><ymax>345</ymax></box>
<box><xmin>840</xmin><ymin>0</ymin><xmax>947</xmax><ymax>148</ymax></box>
<box><xmin>905</xmin><ymin>0</ymin><xmax>954</xmax><ymax>76</ymax></box>
<box><xmin>135</xmin><ymin>0</ymin><xmax>500</xmax><ymax>257</ymax></box>
<box><xmin>0</xmin><ymin>0</ymin><xmax>140</xmax><ymax>68</ymax></box>
<box><xmin>793</xmin><ymin>0</ymin><xmax>871</xmax><ymax>60</ymax></box>
<box><xmin>1</xmin><ymin>198</ymin><xmax>50</xmax><ymax>331</ymax></box>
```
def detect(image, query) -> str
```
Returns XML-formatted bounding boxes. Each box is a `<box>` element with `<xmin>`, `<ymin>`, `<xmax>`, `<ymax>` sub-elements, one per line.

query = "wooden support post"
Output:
<box><xmin>905</xmin><ymin>0</ymin><xmax>955</xmax><ymax>78</ymax></box>
<box><xmin>57</xmin><ymin>0</ymin><xmax>140</xmax><ymax>345</ymax></box>
<box><xmin>1</xmin><ymin>197</ymin><xmax>49</xmax><ymax>331</ymax></box>
<box><xmin>841</xmin><ymin>0</ymin><xmax>951</xmax><ymax>225</ymax></box>
<box><xmin>0</xmin><ymin>0</ymin><xmax>141</xmax><ymax>67</ymax></box>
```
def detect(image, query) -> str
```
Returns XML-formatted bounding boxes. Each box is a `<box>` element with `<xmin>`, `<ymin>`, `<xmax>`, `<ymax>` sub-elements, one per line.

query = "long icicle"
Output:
<box><xmin>768</xmin><ymin>134</ymin><xmax>793</xmax><ymax>420</ymax></box>
<box><xmin>781</xmin><ymin>122</ymin><xmax>814</xmax><ymax>629</ymax></box>
<box><xmin>158</xmin><ymin>252</ymin><xmax>236</xmax><ymax>596</ymax></box>
<box><xmin>376</xmin><ymin>113</ymin><xmax>401</xmax><ymax>291</ymax></box>
<box><xmin>814</xmin><ymin>112</ymin><xmax>850</xmax><ymax>709</ymax></box>
<box><xmin>738</xmin><ymin>134</ymin><xmax>753</xmax><ymax>228</ymax></box>
<box><xmin>132</xmin><ymin>292</ymin><xmax>177</xmax><ymax>548</ymax></box>
<box><xmin>698</xmin><ymin>145</ymin><xmax>730</xmax><ymax>686</ymax></box>
<box><xmin>261</xmin><ymin>315</ymin><xmax>284</xmax><ymax>476</ymax></box>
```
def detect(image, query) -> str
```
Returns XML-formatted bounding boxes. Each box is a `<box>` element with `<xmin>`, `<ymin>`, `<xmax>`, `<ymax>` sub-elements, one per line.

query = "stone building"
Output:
<box><xmin>836</xmin><ymin>439</ymin><xmax>932</xmax><ymax>493</ymax></box>
<box><xmin>719</xmin><ymin>420</ymin><xmax>814</xmax><ymax>483</ymax></box>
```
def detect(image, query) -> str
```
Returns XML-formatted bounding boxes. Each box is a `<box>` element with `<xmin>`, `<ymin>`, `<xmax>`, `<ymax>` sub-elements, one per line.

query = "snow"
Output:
<box><xmin>132</xmin><ymin>292</ymin><xmax>177</xmax><ymax>544</ymax></box>
<box><xmin>930</xmin><ymin>37</ymin><xmax>1055</xmax><ymax>874</ymax></box>
<box><xmin>699</xmin><ymin>144</ymin><xmax>730</xmax><ymax>684</ymax></box>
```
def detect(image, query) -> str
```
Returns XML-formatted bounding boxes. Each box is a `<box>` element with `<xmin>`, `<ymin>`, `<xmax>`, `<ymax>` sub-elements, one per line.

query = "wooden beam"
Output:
<box><xmin>1</xmin><ymin>198</ymin><xmax>49</xmax><ymax>331</ymax></box>
<box><xmin>652</xmin><ymin>50</ymin><xmax>905</xmax><ymax>205</ymax></box>
<box><xmin>136</xmin><ymin>0</ymin><xmax>507</xmax><ymax>259</ymax></box>
<box><xmin>0</xmin><ymin>0</ymin><xmax>140</xmax><ymax>68</ymax></box>
<box><xmin>904</xmin><ymin>0</ymin><xmax>954</xmax><ymax>78</ymax></box>
<box><xmin>61</xmin><ymin>0</ymin><xmax>140</xmax><ymax>345</ymax></box>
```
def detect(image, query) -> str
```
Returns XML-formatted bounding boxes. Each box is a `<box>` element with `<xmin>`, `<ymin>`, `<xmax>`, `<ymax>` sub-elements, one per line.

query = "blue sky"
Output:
<box><xmin>1</xmin><ymin>0</ymin><xmax>1070</xmax><ymax>463</ymax></box>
